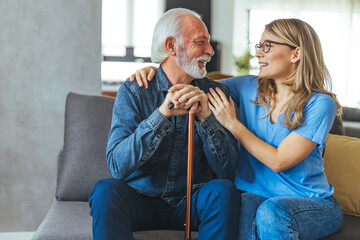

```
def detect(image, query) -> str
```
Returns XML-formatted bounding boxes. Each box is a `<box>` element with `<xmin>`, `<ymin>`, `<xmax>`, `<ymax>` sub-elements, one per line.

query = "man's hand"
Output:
<box><xmin>158</xmin><ymin>90</ymin><xmax>188</xmax><ymax>118</ymax></box>
<box><xmin>164</xmin><ymin>84</ymin><xmax>211</xmax><ymax>122</ymax></box>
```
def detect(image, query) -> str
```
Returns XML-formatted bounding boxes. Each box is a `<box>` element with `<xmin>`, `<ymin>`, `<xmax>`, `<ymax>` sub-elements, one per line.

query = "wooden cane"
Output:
<box><xmin>185</xmin><ymin>112</ymin><xmax>195</xmax><ymax>240</ymax></box>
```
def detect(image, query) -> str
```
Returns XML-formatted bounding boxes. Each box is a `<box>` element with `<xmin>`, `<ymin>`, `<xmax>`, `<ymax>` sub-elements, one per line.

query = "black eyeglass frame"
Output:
<box><xmin>255</xmin><ymin>40</ymin><xmax>296</xmax><ymax>53</ymax></box>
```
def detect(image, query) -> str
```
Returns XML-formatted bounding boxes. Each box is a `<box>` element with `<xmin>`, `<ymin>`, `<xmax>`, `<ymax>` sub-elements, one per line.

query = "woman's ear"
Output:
<box><xmin>165</xmin><ymin>37</ymin><xmax>177</xmax><ymax>56</ymax></box>
<box><xmin>291</xmin><ymin>47</ymin><xmax>301</xmax><ymax>63</ymax></box>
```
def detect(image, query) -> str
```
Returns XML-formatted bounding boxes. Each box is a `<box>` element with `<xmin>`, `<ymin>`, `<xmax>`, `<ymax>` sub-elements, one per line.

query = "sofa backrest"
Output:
<box><xmin>329</xmin><ymin>115</ymin><xmax>345</xmax><ymax>136</ymax></box>
<box><xmin>343</xmin><ymin>107</ymin><xmax>360</xmax><ymax>122</ymax></box>
<box><xmin>56</xmin><ymin>92</ymin><xmax>114</xmax><ymax>201</ymax></box>
<box><xmin>53</xmin><ymin>92</ymin><xmax>354</xmax><ymax>203</ymax></box>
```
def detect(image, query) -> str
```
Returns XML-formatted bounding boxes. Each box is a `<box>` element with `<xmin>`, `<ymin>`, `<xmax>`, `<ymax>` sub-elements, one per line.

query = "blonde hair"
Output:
<box><xmin>255</xmin><ymin>18</ymin><xmax>342</xmax><ymax>130</ymax></box>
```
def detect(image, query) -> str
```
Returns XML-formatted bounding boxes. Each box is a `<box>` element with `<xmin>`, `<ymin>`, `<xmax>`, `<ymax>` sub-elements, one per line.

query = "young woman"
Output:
<box><xmin>129</xmin><ymin>18</ymin><xmax>344</xmax><ymax>240</ymax></box>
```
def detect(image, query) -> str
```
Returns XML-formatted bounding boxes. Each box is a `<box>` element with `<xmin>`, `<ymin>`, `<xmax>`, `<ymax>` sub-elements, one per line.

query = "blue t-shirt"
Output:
<box><xmin>221</xmin><ymin>75</ymin><xmax>337</xmax><ymax>199</ymax></box>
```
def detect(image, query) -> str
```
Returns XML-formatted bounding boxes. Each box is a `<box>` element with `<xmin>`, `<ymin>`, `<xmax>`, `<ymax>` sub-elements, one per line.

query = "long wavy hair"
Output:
<box><xmin>255</xmin><ymin>18</ymin><xmax>342</xmax><ymax>130</ymax></box>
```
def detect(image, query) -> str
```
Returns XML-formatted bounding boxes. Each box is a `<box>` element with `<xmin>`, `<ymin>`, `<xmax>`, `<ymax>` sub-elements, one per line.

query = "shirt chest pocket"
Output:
<box><xmin>150</xmin><ymin>135</ymin><xmax>171</xmax><ymax>163</ymax></box>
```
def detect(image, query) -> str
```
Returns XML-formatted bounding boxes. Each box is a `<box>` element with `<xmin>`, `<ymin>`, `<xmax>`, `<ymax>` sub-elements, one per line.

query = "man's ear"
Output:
<box><xmin>291</xmin><ymin>47</ymin><xmax>301</xmax><ymax>63</ymax></box>
<box><xmin>165</xmin><ymin>37</ymin><xmax>177</xmax><ymax>56</ymax></box>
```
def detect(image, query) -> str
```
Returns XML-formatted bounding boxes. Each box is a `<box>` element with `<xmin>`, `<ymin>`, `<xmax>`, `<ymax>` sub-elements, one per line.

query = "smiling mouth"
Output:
<box><xmin>198</xmin><ymin>60</ymin><xmax>208</xmax><ymax>68</ymax></box>
<box><xmin>259</xmin><ymin>63</ymin><xmax>268</xmax><ymax>67</ymax></box>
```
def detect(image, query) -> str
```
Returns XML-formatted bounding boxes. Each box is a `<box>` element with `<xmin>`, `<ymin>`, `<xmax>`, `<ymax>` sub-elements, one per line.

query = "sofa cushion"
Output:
<box><xmin>322</xmin><ymin>215</ymin><xmax>360</xmax><ymax>239</ymax></box>
<box><xmin>32</xmin><ymin>200</ymin><xmax>198</xmax><ymax>240</ymax></box>
<box><xmin>324</xmin><ymin>134</ymin><xmax>360</xmax><ymax>217</ymax></box>
<box><xmin>32</xmin><ymin>201</ymin><xmax>92</xmax><ymax>240</ymax></box>
<box><xmin>56</xmin><ymin>93</ymin><xmax>114</xmax><ymax>201</ymax></box>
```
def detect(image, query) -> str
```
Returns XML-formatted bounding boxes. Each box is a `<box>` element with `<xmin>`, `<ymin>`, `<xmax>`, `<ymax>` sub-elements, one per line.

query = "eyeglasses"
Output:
<box><xmin>255</xmin><ymin>40</ymin><xmax>295</xmax><ymax>53</ymax></box>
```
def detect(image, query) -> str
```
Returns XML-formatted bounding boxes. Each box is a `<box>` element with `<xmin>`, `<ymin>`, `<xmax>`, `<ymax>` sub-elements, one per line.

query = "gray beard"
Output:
<box><xmin>175</xmin><ymin>47</ymin><xmax>210</xmax><ymax>79</ymax></box>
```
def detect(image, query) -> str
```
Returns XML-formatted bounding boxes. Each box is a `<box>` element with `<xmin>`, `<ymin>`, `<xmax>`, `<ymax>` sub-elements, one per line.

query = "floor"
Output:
<box><xmin>0</xmin><ymin>232</ymin><xmax>34</xmax><ymax>240</ymax></box>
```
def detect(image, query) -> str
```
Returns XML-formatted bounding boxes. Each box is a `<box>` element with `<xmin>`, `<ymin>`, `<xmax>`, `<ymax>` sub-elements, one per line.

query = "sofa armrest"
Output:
<box><xmin>343</xmin><ymin>107</ymin><xmax>360</xmax><ymax>122</ymax></box>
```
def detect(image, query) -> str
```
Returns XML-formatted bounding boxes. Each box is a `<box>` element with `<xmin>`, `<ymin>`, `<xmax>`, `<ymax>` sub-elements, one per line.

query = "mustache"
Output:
<box><xmin>197</xmin><ymin>54</ymin><xmax>212</xmax><ymax>63</ymax></box>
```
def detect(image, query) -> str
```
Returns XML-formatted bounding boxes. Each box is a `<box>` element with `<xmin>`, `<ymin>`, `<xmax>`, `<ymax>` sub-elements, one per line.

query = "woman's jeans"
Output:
<box><xmin>88</xmin><ymin>178</ymin><xmax>241</xmax><ymax>240</ymax></box>
<box><xmin>239</xmin><ymin>192</ymin><xmax>344</xmax><ymax>240</ymax></box>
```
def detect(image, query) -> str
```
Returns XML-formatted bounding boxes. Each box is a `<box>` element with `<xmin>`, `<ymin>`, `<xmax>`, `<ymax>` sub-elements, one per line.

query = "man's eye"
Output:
<box><xmin>196</xmin><ymin>41</ymin><xmax>204</xmax><ymax>45</ymax></box>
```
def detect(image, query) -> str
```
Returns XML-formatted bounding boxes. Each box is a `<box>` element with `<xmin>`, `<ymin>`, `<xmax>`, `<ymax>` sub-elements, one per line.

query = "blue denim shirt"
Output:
<box><xmin>106</xmin><ymin>66</ymin><xmax>240</xmax><ymax>207</ymax></box>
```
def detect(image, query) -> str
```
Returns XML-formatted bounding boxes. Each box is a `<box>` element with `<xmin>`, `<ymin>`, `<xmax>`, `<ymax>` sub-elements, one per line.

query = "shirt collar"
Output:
<box><xmin>156</xmin><ymin>65</ymin><xmax>173</xmax><ymax>91</ymax></box>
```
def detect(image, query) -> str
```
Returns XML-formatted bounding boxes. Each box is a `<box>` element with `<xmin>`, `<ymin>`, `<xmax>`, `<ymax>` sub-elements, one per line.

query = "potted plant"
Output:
<box><xmin>233</xmin><ymin>49</ymin><xmax>255</xmax><ymax>75</ymax></box>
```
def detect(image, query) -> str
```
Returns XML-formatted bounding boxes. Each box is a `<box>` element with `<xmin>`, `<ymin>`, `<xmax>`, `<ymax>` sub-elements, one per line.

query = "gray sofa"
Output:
<box><xmin>342</xmin><ymin>107</ymin><xmax>360</xmax><ymax>138</ymax></box>
<box><xmin>32</xmin><ymin>92</ymin><xmax>360</xmax><ymax>240</ymax></box>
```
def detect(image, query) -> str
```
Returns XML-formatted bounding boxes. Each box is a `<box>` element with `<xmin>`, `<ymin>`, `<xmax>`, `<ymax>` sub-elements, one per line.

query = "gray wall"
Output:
<box><xmin>0</xmin><ymin>0</ymin><xmax>101</xmax><ymax>231</ymax></box>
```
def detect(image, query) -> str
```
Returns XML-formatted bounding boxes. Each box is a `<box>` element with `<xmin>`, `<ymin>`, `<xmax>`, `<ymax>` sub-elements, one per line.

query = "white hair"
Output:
<box><xmin>151</xmin><ymin>8</ymin><xmax>201</xmax><ymax>63</ymax></box>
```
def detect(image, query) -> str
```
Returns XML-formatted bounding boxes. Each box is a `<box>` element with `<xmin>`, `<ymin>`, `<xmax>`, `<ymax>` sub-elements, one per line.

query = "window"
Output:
<box><xmin>101</xmin><ymin>0</ymin><xmax>164</xmax><ymax>91</ymax></box>
<box><xmin>248</xmin><ymin>9</ymin><xmax>343</xmax><ymax>76</ymax></box>
<box><xmin>233</xmin><ymin>0</ymin><xmax>360</xmax><ymax>107</ymax></box>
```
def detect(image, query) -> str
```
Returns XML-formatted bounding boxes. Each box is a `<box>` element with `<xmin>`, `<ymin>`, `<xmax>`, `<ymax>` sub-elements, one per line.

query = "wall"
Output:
<box><xmin>0</xmin><ymin>0</ymin><xmax>101</xmax><ymax>231</ymax></box>
<box><xmin>211</xmin><ymin>0</ymin><xmax>235</xmax><ymax>75</ymax></box>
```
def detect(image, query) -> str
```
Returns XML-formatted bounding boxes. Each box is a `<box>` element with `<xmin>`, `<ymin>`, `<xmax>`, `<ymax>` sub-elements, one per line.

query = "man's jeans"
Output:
<box><xmin>89</xmin><ymin>178</ymin><xmax>241</xmax><ymax>240</ymax></box>
<box><xmin>239</xmin><ymin>192</ymin><xmax>344</xmax><ymax>240</ymax></box>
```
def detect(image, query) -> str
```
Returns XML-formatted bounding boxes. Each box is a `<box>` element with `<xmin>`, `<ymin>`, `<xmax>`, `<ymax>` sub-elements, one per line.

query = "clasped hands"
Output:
<box><xmin>128</xmin><ymin>66</ymin><xmax>237</xmax><ymax>125</ymax></box>
<box><xmin>159</xmin><ymin>84</ymin><xmax>211</xmax><ymax>122</ymax></box>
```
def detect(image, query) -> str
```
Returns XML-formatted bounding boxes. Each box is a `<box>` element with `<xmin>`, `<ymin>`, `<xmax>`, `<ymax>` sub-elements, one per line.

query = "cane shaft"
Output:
<box><xmin>185</xmin><ymin>113</ymin><xmax>195</xmax><ymax>239</ymax></box>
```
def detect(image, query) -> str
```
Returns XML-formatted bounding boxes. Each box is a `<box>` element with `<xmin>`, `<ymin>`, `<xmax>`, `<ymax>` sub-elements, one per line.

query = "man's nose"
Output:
<box><xmin>205</xmin><ymin>41</ymin><xmax>215</xmax><ymax>57</ymax></box>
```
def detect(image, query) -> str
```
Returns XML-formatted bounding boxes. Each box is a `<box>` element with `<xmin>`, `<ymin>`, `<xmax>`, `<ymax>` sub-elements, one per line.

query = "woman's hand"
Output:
<box><xmin>208</xmin><ymin>88</ymin><xmax>317</xmax><ymax>173</ymax></box>
<box><xmin>207</xmin><ymin>87</ymin><xmax>237</xmax><ymax>130</ymax></box>
<box><xmin>126</xmin><ymin>66</ymin><xmax>157</xmax><ymax>89</ymax></box>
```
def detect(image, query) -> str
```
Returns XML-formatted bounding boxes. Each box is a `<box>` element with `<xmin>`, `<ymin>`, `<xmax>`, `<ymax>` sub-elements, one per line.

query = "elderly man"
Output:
<box><xmin>89</xmin><ymin>8</ymin><xmax>240</xmax><ymax>240</ymax></box>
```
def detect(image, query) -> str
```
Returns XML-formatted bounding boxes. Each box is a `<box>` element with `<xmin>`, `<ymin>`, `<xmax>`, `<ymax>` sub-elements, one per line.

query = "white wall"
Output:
<box><xmin>211</xmin><ymin>0</ymin><xmax>251</xmax><ymax>75</ymax></box>
<box><xmin>0</xmin><ymin>0</ymin><xmax>101</xmax><ymax>231</ymax></box>
<box><xmin>211</xmin><ymin>0</ymin><xmax>235</xmax><ymax>75</ymax></box>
